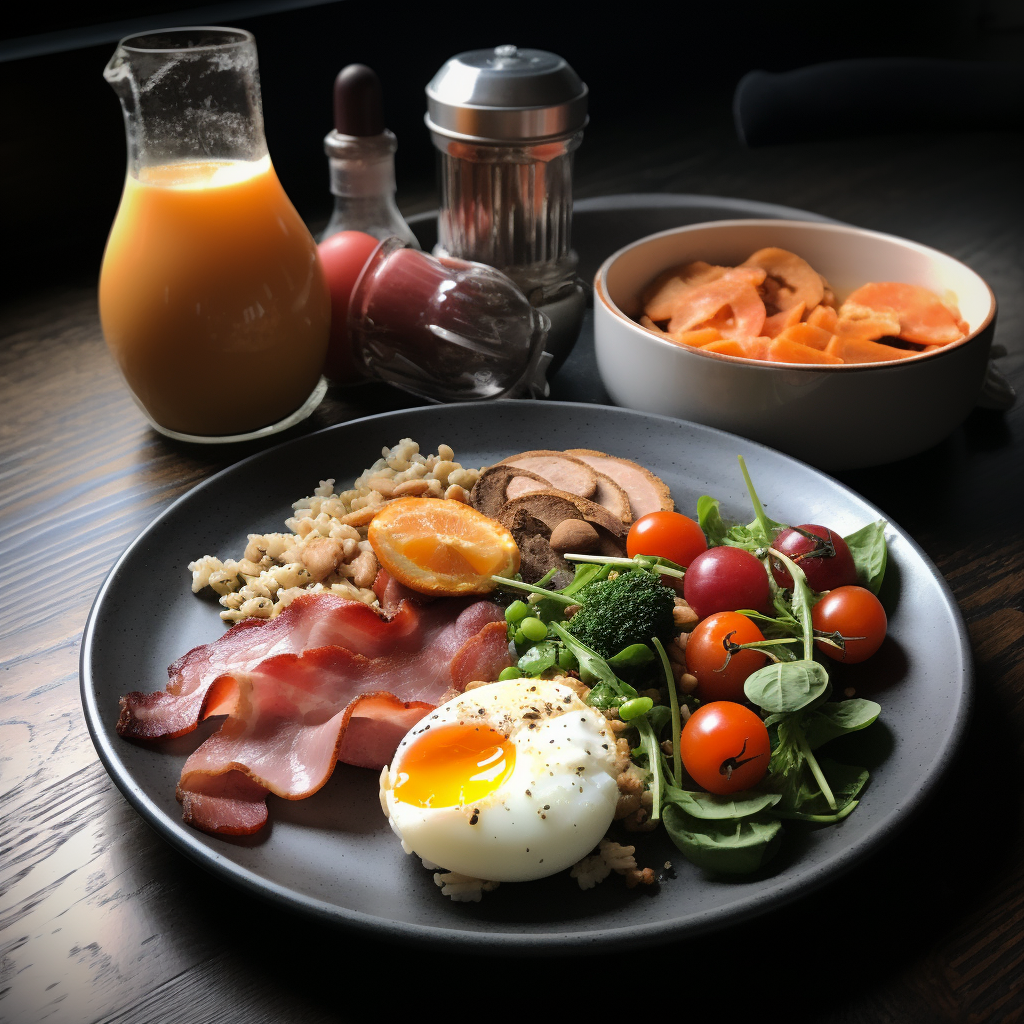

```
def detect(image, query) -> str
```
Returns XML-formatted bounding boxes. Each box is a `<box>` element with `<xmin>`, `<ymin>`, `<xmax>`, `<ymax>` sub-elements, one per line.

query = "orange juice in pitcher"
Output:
<box><xmin>100</xmin><ymin>28</ymin><xmax>329</xmax><ymax>441</ymax></box>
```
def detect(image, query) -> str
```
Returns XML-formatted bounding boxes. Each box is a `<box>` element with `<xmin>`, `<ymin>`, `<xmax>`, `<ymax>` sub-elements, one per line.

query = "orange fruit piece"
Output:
<box><xmin>368</xmin><ymin>498</ymin><xmax>520</xmax><ymax>595</ymax></box>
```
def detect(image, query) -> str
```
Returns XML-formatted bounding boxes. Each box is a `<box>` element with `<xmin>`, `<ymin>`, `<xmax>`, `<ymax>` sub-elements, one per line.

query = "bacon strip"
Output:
<box><xmin>117</xmin><ymin>593</ymin><xmax>504</xmax><ymax>740</ymax></box>
<box><xmin>174</xmin><ymin>634</ymin><xmax>509</xmax><ymax>835</ymax></box>
<box><xmin>178</xmin><ymin>686</ymin><xmax>437</xmax><ymax>835</ymax></box>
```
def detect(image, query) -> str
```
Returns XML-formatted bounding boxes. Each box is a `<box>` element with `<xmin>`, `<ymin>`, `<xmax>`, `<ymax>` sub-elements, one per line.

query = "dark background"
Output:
<box><xmin>2</xmin><ymin>0</ymin><xmax>1021</xmax><ymax>293</ymax></box>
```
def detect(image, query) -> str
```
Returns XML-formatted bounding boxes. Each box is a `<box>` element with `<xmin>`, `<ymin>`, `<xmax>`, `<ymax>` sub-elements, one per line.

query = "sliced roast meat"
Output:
<box><xmin>504</xmin><ymin>475</ymin><xmax>552</xmax><ymax>502</ymax></box>
<box><xmin>590</xmin><ymin>472</ymin><xmax>633</xmax><ymax>525</ymax></box>
<box><xmin>564</xmin><ymin>449</ymin><xmax>673</xmax><ymax>520</ymax></box>
<box><xmin>470</xmin><ymin>464</ymin><xmax>551</xmax><ymax>519</ymax></box>
<box><xmin>497</xmin><ymin>450</ymin><xmax>598</xmax><ymax>499</ymax></box>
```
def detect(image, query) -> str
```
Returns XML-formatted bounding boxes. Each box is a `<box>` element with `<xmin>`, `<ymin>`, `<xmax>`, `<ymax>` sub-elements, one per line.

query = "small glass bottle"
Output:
<box><xmin>321</xmin><ymin>64</ymin><xmax>418</xmax><ymax>246</ymax></box>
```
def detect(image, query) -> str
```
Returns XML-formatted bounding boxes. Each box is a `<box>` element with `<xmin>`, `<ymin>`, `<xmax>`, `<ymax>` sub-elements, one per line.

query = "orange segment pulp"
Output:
<box><xmin>368</xmin><ymin>498</ymin><xmax>521</xmax><ymax>595</ymax></box>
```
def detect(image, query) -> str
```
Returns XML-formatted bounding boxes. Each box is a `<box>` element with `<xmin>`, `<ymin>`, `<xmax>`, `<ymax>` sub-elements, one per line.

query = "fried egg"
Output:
<box><xmin>379</xmin><ymin>677</ymin><xmax>621</xmax><ymax>883</ymax></box>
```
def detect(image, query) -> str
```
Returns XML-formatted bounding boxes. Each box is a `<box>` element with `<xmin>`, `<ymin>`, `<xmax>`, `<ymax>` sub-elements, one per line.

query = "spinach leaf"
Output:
<box><xmin>663</xmin><ymin>806</ymin><xmax>782</xmax><ymax>874</ymax></box>
<box><xmin>843</xmin><ymin>520</ymin><xmax>888</xmax><ymax>595</ymax></box>
<box><xmin>517</xmin><ymin>640</ymin><xmax>558</xmax><ymax>677</ymax></box>
<box><xmin>608</xmin><ymin>644</ymin><xmax>657</xmax><ymax>676</ymax></box>
<box><xmin>798</xmin><ymin>699</ymin><xmax>881</xmax><ymax>749</ymax></box>
<box><xmin>788</xmin><ymin>758</ymin><xmax>868</xmax><ymax>816</ymax></box>
<box><xmin>744</xmin><ymin>660</ymin><xmax>830</xmax><ymax>713</ymax></box>
<box><xmin>664</xmin><ymin>786</ymin><xmax>781</xmax><ymax>820</ymax></box>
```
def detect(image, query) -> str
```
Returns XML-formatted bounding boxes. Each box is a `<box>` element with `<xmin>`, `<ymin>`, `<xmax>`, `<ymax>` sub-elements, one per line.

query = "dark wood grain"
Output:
<box><xmin>2</xmin><ymin>114</ymin><xmax>1023</xmax><ymax>1024</ymax></box>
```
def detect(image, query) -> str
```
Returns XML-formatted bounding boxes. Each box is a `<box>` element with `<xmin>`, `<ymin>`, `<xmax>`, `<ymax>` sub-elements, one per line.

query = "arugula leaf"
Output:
<box><xmin>737</xmin><ymin>456</ymin><xmax>787</xmax><ymax>548</ymax></box>
<box><xmin>844</xmin><ymin>520</ymin><xmax>888</xmax><ymax>595</ymax></box>
<box><xmin>745</xmin><ymin>660</ymin><xmax>831</xmax><ymax>713</ymax></box>
<box><xmin>663</xmin><ymin>806</ymin><xmax>782</xmax><ymax>874</ymax></box>
<box><xmin>798</xmin><ymin>699</ymin><xmax>881</xmax><ymax>749</ymax></box>
<box><xmin>697</xmin><ymin>495</ymin><xmax>732</xmax><ymax>547</ymax></box>
<box><xmin>664</xmin><ymin>787</ymin><xmax>781</xmax><ymax>820</ymax></box>
<box><xmin>633</xmin><ymin>554</ymin><xmax>687</xmax><ymax>575</ymax></box>
<box><xmin>696</xmin><ymin>495</ymin><xmax>761</xmax><ymax>550</ymax></box>
<box><xmin>560</xmin><ymin>561</ymin><xmax>611</xmax><ymax>598</ymax></box>
<box><xmin>549</xmin><ymin>621</ymin><xmax>623</xmax><ymax>691</ymax></box>
<box><xmin>585</xmin><ymin>683</ymin><xmax>626</xmax><ymax>709</ymax></box>
<box><xmin>517</xmin><ymin>640</ymin><xmax>558</xmax><ymax>677</ymax></box>
<box><xmin>646</xmin><ymin>704</ymin><xmax>673</xmax><ymax>735</ymax></box>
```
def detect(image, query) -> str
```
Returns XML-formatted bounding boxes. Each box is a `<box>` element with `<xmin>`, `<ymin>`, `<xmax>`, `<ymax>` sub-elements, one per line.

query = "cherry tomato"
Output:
<box><xmin>683</xmin><ymin>546</ymin><xmax>771</xmax><ymax>619</ymax></box>
<box><xmin>626</xmin><ymin>511</ymin><xmax>707</xmax><ymax>568</ymax></box>
<box><xmin>318</xmin><ymin>230</ymin><xmax>380</xmax><ymax>384</ymax></box>
<box><xmin>771</xmin><ymin>523</ymin><xmax>858</xmax><ymax>593</ymax></box>
<box><xmin>685</xmin><ymin>611</ymin><xmax>769</xmax><ymax>702</ymax></box>
<box><xmin>680</xmin><ymin>702</ymin><xmax>770</xmax><ymax>795</ymax></box>
<box><xmin>811</xmin><ymin>586</ymin><xmax>887</xmax><ymax>663</ymax></box>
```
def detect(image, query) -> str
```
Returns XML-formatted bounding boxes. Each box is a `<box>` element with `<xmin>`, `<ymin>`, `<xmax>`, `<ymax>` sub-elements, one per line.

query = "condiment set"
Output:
<box><xmin>99</xmin><ymin>29</ymin><xmax>587</xmax><ymax>442</ymax></box>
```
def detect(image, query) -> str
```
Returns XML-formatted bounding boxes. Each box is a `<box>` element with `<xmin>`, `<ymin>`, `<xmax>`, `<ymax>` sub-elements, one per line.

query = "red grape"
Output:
<box><xmin>683</xmin><ymin>546</ymin><xmax>771</xmax><ymax>619</ymax></box>
<box><xmin>770</xmin><ymin>524</ymin><xmax>858</xmax><ymax>593</ymax></box>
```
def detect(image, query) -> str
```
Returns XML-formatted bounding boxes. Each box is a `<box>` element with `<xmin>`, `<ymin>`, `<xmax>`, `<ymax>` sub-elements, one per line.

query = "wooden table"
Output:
<box><xmin>3</xmin><ymin>114</ymin><xmax>1023</xmax><ymax>1023</ymax></box>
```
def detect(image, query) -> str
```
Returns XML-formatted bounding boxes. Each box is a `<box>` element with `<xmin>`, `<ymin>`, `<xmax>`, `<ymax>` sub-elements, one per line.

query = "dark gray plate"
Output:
<box><xmin>80</xmin><ymin>401</ymin><xmax>971</xmax><ymax>953</ymax></box>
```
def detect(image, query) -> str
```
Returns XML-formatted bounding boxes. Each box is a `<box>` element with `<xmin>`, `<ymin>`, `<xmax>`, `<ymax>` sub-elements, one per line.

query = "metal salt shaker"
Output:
<box><xmin>425</xmin><ymin>45</ymin><xmax>588</xmax><ymax>371</ymax></box>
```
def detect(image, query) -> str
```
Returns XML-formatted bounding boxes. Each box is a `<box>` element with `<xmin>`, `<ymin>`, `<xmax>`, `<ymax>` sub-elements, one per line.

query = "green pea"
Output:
<box><xmin>518</xmin><ymin>616</ymin><xmax>548</xmax><ymax>642</ymax></box>
<box><xmin>513</xmin><ymin>628</ymin><xmax>528</xmax><ymax>647</ymax></box>
<box><xmin>618</xmin><ymin>696</ymin><xmax>654</xmax><ymax>721</ymax></box>
<box><xmin>498</xmin><ymin>666</ymin><xmax>522</xmax><ymax>681</ymax></box>
<box><xmin>557</xmin><ymin>647</ymin><xmax>576</xmax><ymax>670</ymax></box>
<box><xmin>504</xmin><ymin>600</ymin><xmax>530</xmax><ymax>624</ymax></box>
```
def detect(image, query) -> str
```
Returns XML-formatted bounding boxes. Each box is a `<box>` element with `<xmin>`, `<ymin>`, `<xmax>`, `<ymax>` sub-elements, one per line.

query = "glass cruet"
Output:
<box><xmin>99</xmin><ymin>27</ymin><xmax>330</xmax><ymax>443</ymax></box>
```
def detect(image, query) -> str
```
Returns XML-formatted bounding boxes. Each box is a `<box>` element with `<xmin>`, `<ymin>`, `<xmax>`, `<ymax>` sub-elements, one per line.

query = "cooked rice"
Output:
<box><xmin>188</xmin><ymin>438</ymin><xmax>483</xmax><ymax>622</ymax></box>
<box><xmin>432</xmin><ymin>871</ymin><xmax>501</xmax><ymax>902</ymax></box>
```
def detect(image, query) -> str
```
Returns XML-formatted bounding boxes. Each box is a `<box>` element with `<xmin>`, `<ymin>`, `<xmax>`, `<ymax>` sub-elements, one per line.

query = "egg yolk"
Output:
<box><xmin>392</xmin><ymin>723</ymin><xmax>516</xmax><ymax>808</ymax></box>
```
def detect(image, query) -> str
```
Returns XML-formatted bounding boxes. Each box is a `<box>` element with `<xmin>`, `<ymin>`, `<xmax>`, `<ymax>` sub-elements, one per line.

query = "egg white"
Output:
<box><xmin>380</xmin><ymin>677</ymin><xmax>621</xmax><ymax>883</ymax></box>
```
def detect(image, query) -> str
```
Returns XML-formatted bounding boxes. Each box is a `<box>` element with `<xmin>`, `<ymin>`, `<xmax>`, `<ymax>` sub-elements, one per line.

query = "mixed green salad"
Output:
<box><xmin>493</xmin><ymin>457</ymin><xmax>890</xmax><ymax>875</ymax></box>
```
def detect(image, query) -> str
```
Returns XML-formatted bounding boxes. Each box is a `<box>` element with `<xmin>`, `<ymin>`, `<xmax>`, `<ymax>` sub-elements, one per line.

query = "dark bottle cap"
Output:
<box><xmin>333</xmin><ymin>64</ymin><xmax>385</xmax><ymax>136</ymax></box>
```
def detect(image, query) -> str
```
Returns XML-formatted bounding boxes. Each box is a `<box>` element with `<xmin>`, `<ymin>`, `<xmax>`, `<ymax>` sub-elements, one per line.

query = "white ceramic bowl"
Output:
<box><xmin>593</xmin><ymin>219</ymin><xmax>997</xmax><ymax>470</ymax></box>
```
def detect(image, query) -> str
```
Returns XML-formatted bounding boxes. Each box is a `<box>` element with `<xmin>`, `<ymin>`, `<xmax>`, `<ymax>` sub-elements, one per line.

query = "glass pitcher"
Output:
<box><xmin>99</xmin><ymin>27</ymin><xmax>330</xmax><ymax>442</ymax></box>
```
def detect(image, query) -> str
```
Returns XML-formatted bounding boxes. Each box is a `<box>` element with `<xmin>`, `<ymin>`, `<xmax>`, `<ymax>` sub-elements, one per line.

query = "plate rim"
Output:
<box><xmin>79</xmin><ymin>400</ymin><xmax>974</xmax><ymax>953</ymax></box>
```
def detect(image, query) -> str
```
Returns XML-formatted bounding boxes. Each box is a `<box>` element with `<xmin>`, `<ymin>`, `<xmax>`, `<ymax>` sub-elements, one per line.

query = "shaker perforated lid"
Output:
<box><xmin>425</xmin><ymin>45</ymin><xmax>588</xmax><ymax>143</ymax></box>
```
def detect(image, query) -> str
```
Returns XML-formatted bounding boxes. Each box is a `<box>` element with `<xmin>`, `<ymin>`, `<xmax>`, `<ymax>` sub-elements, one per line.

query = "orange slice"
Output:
<box><xmin>368</xmin><ymin>498</ymin><xmax>520</xmax><ymax>595</ymax></box>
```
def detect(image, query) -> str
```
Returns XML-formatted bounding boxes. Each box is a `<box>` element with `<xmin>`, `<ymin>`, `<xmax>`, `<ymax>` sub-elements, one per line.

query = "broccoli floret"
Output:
<box><xmin>567</xmin><ymin>569</ymin><xmax>675</xmax><ymax>659</ymax></box>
